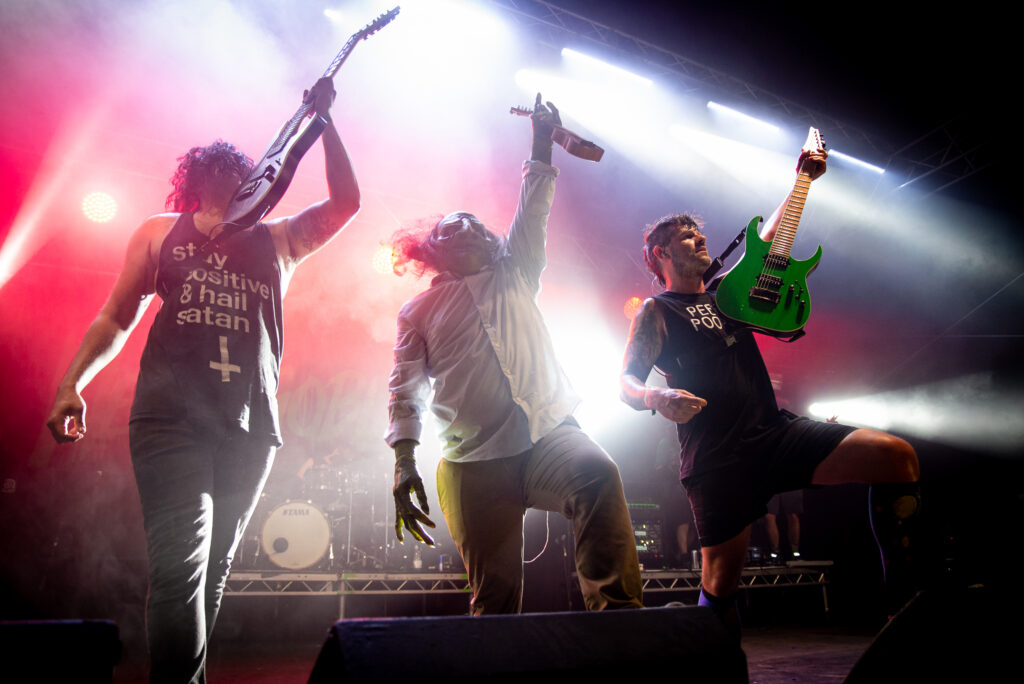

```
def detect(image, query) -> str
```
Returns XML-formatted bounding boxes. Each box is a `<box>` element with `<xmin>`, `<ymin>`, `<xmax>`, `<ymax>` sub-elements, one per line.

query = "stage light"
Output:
<box><xmin>546</xmin><ymin>305</ymin><xmax>636</xmax><ymax>440</ymax></box>
<box><xmin>669</xmin><ymin>123</ymin><xmax>787</xmax><ymax>184</ymax></box>
<box><xmin>372</xmin><ymin>243</ymin><xmax>396</xmax><ymax>274</ymax></box>
<box><xmin>322</xmin><ymin>8</ymin><xmax>343</xmax><ymax>23</ymax></box>
<box><xmin>356</xmin><ymin>0</ymin><xmax>515</xmax><ymax>135</ymax></box>
<box><xmin>514</xmin><ymin>69</ymin><xmax>594</xmax><ymax>113</ymax></box>
<box><xmin>707</xmin><ymin>101</ymin><xmax>780</xmax><ymax>134</ymax></box>
<box><xmin>808</xmin><ymin>373</ymin><xmax>1024</xmax><ymax>454</ymax></box>
<box><xmin>561</xmin><ymin>48</ymin><xmax>652</xmax><ymax>87</ymax></box>
<box><xmin>623</xmin><ymin>296</ymin><xmax>642</xmax><ymax>320</ymax></box>
<box><xmin>81</xmin><ymin>192</ymin><xmax>117</xmax><ymax>223</ymax></box>
<box><xmin>394</xmin><ymin>0</ymin><xmax>511</xmax><ymax>51</ymax></box>
<box><xmin>514</xmin><ymin>65</ymin><xmax>664</xmax><ymax>159</ymax></box>
<box><xmin>829</xmin><ymin>149</ymin><xmax>885</xmax><ymax>174</ymax></box>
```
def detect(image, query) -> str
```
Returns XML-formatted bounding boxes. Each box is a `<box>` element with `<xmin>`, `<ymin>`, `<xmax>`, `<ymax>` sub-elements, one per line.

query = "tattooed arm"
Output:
<box><xmin>620</xmin><ymin>297</ymin><xmax>707</xmax><ymax>423</ymax></box>
<box><xmin>268</xmin><ymin>78</ymin><xmax>361</xmax><ymax>269</ymax></box>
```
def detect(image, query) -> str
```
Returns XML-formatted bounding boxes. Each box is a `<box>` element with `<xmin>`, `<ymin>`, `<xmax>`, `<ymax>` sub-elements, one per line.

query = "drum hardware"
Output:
<box><xmin>236</xmin><ymin>466</ymin><xmax>395</xmax><ymax>571</ymax></box>
<box><xmin>261</xmin><ymin>500</ymin><xmax>332</xmax><ymax>570</ymax></box>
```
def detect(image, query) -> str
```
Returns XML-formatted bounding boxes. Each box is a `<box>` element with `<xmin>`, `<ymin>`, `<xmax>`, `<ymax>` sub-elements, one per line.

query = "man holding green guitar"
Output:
<box><xmin>619</xmin><ymin>142</ymin><xmax>921</xmax><ymax>639</ymax></box>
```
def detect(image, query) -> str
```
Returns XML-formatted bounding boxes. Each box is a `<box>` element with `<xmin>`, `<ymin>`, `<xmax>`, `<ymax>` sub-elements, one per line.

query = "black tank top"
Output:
<box><xmin>130</xmin><ymin>213</ymin><xmax>285</xmax><ymax>445</ymax></box>
<box><xmin>653</xmin><ymin>290</ymin><xmax>779</xmax><ymax>479</ymax></box>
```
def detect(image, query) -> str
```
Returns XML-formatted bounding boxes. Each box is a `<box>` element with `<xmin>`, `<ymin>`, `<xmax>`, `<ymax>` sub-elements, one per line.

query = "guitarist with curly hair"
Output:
<box><xmin>46</xmin><ymin>78</ymin><xmax>359</xmax><ymax>682</ymax></box>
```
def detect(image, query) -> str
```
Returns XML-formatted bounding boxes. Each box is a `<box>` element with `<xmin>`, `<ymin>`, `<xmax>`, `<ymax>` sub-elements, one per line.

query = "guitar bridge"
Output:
<box><xmin>749</xmin><ymin>287</ymin><xmax>781</xmax><ymax>305</ymax></box>
<box><xmin>749</xmin><ymin>274</ymin><xmax>783</xmax><ymax>305</ymax></box>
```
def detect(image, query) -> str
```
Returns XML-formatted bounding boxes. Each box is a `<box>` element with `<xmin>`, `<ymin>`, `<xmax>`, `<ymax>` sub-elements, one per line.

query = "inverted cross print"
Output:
<box><xmin>210</xmin><ymin>335</ymin><xmax>241</xmax><ymax>382</ymax></box>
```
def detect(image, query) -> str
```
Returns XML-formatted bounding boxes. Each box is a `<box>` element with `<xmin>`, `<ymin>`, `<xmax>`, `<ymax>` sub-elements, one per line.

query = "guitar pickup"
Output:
<box><xmin>749</xmin><ymin>286</ymin><xmax>781</xmax><ymax>305</ymax></box>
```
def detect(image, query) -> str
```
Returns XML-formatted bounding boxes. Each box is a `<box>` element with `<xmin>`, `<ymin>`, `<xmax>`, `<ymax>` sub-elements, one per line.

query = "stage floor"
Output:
<box><xmin>109</xmin><ymin>623</ymin><xmax>877</xmax><ymax>683</ymax></box>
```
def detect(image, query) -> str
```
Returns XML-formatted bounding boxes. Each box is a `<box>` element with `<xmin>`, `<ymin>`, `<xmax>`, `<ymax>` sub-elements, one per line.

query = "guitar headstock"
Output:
<box><xmin>509</xmin><ymin>106</ymin><xmax>533</xmax><ymax>118</ymax></box>
<box><xmin>802</xmin><ymin>127</ymin><xmax>826</xmax><ymax>155</ymax></box>
<box><xmin>358</xmin><ymin>6</ymin><xmax>400</xmax><ymax>40</ymax></box>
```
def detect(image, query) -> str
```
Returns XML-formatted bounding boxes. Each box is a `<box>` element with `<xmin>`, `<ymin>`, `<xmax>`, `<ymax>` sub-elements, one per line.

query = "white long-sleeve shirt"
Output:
<box><xmin>385</xmin><ymin>160</ymin><xmax>580</xmax><ymax>462</ymax></box>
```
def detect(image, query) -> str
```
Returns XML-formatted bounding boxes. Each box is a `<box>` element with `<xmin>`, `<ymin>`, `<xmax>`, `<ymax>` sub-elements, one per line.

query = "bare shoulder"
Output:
<box><xmin>135</xmin><ymin>213</ymin><xmax>179</xmax><ymax>247</ymax></box>
<box><xmin>634</xmin><ymin>297</ymin><xmax>665</xmax><ymax>329</ymax></box>
<box><xmin>124</xmin><ymin>213</ymin><xmax>180</xmax><ymax>293</ymax></box>
<box><xmin>624</xmin><ymin>297</ymin><xmax>667</xmax><ymax>373</ymax></box>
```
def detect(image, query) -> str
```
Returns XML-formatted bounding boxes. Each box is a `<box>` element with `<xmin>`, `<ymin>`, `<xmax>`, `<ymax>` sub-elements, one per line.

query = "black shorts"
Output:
<box><xmin>682</xmin><ymin>413</ymin><xmax>855</xmax><ymax>547</ymax></box>
<box><xmin>766</xmin><ymin>490</ymin><xmax>804</xmax><ymax>516</ymax></box>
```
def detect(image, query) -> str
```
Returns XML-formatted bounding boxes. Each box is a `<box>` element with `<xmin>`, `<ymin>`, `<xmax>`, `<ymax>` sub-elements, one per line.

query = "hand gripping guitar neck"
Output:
<box><xmin>219</xmin><ymin>7</ymin><xmax>400</xmax><ymax>235</ymax></box>
<box><xmin>714</xmin><ymin>127</ymin><xmax>826</xmax><ymax>339</ymax></box>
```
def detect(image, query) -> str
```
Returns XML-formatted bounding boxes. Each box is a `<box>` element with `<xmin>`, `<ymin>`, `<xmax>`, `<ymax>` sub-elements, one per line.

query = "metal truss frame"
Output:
<box><xmin>225</xmin><ymin>572</ymin><xmax>472</xmax><ymax>597</ymax></box>
<box><xmin>641</xmin><ymin>563</ymin><xmax>831</xmax><ymax>593</ymax></box>
<box><xmin>642</xmin><ymin>563</ymin><xmax>833</xmax><ymax>612</ymax></box>
<box><xmin>489</xmin><ymin>0</ymin><xmax>986</xmax><ymax>194</ymax></box>
<box><xmin>224</xmin><ymin>572</ymin><xmax>343</xmax><ymax>597</ymax></box>
<box><xmin>226</xmin><ymin>564</ymin><xmax>831</xmax><ymax>616</ymax></box>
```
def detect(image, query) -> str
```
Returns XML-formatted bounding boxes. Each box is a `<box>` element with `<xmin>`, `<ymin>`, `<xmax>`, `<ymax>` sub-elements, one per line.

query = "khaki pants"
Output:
<box><xmin>437</xmin><ymin>423</ymin><xmax>643</xmax><ymax>614</ymax></box>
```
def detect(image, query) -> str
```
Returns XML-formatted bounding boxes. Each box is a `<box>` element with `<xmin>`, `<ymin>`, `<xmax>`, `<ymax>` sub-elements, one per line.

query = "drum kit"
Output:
<box><xmin>236</xmin><ymin>458</ymin><xmax>451</xmax><ymax>572</ymax></box>
<box><xmin>235</xmin><ymin>461</ymin><xmax>386</xmax><ymax>572</ymax></box>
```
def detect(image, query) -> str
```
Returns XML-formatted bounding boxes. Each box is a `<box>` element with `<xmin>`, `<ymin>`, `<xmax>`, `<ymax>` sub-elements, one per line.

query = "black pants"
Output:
<box><xmin>130</xmin><ymin>419</ymin><xmax>275</xmax><ymax>684</ymax></box>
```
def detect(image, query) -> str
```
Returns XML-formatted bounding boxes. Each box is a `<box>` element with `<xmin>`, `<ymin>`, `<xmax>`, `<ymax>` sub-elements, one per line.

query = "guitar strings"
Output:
<box><xmin>755</xmin><ymin>172</ymin><xmax>811</xmax><ymax>291</ymax></box>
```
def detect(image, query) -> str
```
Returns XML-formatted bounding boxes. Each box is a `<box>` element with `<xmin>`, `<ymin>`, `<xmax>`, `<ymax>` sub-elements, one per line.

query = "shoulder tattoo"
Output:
<box><xmin>624</xmin><ymin>298</ymin><xmax>666</xmax><ymax>377</ymax></box>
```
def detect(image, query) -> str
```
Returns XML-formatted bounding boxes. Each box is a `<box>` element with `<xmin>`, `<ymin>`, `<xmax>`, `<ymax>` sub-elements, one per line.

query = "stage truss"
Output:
<box><xmin>225</xmin><ymin>562</ymin><xmax>832</xmax><ymax>618</ymax></box>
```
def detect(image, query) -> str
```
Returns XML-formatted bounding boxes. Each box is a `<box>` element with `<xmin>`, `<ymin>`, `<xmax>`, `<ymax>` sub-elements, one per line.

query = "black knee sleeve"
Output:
<box><xmin>869</xmin><ymin>482</ymin><xmax>922</xmax><ymax>614</ymax></box>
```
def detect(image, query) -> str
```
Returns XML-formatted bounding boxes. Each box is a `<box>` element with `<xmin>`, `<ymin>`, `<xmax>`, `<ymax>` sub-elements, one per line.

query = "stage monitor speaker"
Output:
<box><xmin>308</xmin><ymin>606</ymin><xmax>746</xmax><ymax>683</ymax></box>
<box><xmin>844</xmin><ymin>587</ymin><xmax>1014</xmax><ymax>682</ymax></box>
<box><xmin>0</xmin><ymin>619</ymin><xmax>121</xmax><ymax>684</ymax></box>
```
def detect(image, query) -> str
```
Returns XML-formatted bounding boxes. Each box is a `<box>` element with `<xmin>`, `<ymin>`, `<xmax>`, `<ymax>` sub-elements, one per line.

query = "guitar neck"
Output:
<box><xmin>263</xmin><ymin>35</ymin><xmax>361</xmax><ymax>158</ymax></box>
<box><xmin>322</xmin><ymin>32</ymin><xmax>362</xmax><ymax>80</ymax></box>
<box><xmin>768</xmin><ymin>170</ymin><xmax>813</xmax><ymax>259</ymax></box>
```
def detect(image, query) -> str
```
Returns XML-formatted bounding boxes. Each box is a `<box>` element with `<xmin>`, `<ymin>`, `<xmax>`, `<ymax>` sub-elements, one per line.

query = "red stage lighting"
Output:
<box><xmin>82</xmin><ymin>192</ymin><xmax>117</xmax><ymax>223</ymax></box>
<box><xmin>372</xmin><ymin>244</ymin><xmax>396</xmax><ymax>274</ymax></box>
<box><xmin>623</xmin><ymin>296</ymin><xmax>642</xmax><ymax>320</ymax></box>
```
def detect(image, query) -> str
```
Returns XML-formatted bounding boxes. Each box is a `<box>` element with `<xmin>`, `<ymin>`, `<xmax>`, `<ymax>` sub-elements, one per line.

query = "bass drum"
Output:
<box><xmin>260</xmin><ymin>500</ymin><xmax>331</xmax><ymax>570</ymax></box>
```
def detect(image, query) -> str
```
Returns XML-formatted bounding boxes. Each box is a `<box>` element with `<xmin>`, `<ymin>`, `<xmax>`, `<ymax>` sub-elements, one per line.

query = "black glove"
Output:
<box><xmin>392</xmin><ymin>442</ymin><xmax>436</xmax><ymax>545</ymax></box>
<box><xmin>531</xmin><ymin>92</ymin><xmax>561</xmax><ymax>164</ymax></box>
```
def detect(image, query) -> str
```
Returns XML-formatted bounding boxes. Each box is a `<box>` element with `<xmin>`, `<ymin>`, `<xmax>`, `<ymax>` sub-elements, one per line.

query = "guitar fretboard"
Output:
<box><xmin>768</xmin><ymin>171</ymin><xmax>812</xmax><ymax>259</ymax></box>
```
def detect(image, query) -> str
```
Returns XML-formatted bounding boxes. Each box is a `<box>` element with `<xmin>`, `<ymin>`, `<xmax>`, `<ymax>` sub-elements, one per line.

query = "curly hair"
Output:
<box><xmin>388</xmin><ymin>216</ymin><xmax>446</xmax><ymax>277</ymax></box>
<box><xmin>165</xmin><ymin>140</ymin><xmax>254</xmax><ymax>213</ymax></box>
<box><xmin>642</xmin><ymin>212</ymin><xmax>702</xmax><ymax>286</ymax></box>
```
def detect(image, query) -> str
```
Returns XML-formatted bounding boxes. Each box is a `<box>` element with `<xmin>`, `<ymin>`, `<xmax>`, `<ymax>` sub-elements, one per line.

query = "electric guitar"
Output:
<box><xmin>714</xmin><ymin>127</ymin><xmax>826</xmax><ymax>337</ymax></box>
<box><xmin>222</xmin><ymin>7</ymin><xmax>400</xmax><ymax>230</ymax></box>
<box><xmin>509</xmin><ymin>106</ymin><xmax>604</xmax><ymax>162</ymax></box>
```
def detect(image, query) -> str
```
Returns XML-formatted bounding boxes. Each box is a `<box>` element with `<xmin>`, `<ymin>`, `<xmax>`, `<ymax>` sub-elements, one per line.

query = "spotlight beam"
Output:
<box><xmin>707</xmin><ymin>101</ymin><xmax>779</xmax><ymax>133</ymax></box>
<box><xmin>829</xmin><ymin>149</ymin><xmax>885</xmax><ymax>174</ymax></box>
<box><xmin>561</xmin><ymin>47</ymin><xmax>652</xmax><ymax>87</ymax></box>
<box><xmin>809</xmin><ymin>373</ymin><xmax>1024</xmax><ymax>454</ymax></box>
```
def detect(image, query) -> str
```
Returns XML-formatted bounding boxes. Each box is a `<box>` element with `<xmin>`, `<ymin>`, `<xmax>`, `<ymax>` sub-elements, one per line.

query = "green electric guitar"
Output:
<box><xmin>714</xmin><ymin>127</ymin><xmax>826</xmax><ymax>337</ymax></box>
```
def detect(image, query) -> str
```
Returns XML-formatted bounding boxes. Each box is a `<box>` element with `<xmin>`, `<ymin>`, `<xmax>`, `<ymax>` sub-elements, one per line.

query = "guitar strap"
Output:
<box><xmin>197</xmin><ymin>221</ymin><xmax>250</xmax><ymax>256</ymax></box>
<box><xmin>702</xmin><ymin>227</ymin><xmax>747</xmax><ymax>286</ymax></box>
<box><xmin>704</xmin><ymin>226</ymin><xmax>807</xmax><ymax>344</ymax></box>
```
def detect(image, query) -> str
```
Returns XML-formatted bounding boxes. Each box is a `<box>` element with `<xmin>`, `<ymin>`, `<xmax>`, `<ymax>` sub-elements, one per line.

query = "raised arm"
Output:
<box><xmin>759</xmin><ymin>147</ymin><xmax>828</xmax><ymax>242</ymax></box>
<box><xmin>620</xmin><ymin>298</ymin><xmax>707</xmax><ymax>423</ymax></box>
<box><xmin>506</xmin><ymin>95</ymin><xmax>561</xmax><ymax>284</ymax></box>
<box><xmin>268</xmin><ymin>78</ymin><xmax>360</xmax><ymax>268</ymax></box>
<box><xmin>46</xmin><ymin>216</ymin><xmax>167</xmax><ymax>442</ymax></box>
